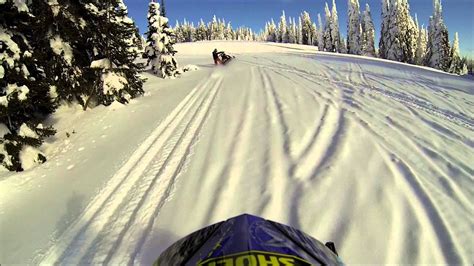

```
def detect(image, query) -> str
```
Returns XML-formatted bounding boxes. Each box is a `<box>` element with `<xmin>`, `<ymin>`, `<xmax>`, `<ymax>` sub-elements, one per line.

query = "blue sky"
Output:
<box><xmin>124</xmin><ymin>0</ymin><xmax>474</xmax><ymax>57</ymax></box>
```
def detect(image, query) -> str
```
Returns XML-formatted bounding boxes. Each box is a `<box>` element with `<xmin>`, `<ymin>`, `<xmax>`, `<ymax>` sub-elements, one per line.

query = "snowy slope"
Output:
<box><xmin>0</xmin><ymin>42</ymin><xmax>473</xmax><ymax>265</ymax></box>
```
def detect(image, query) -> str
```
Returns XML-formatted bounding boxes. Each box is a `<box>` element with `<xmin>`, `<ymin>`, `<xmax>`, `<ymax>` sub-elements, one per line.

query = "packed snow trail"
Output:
<box><xmin>1</xmin><ymin>42</ymin><xmax>472</xmax><ymax>265</ymax></box>
<box><xmin>39</xmin><ymin>74</ymin><xmax>223</xmax><ymax>264</ymax></box>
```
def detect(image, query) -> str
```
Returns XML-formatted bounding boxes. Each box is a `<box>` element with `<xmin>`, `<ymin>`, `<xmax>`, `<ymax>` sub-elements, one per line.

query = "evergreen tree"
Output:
<box><xmin>279</xmin><ymin>11</ymin><xmax>289</xmax><ymax>43</ymax></box>
<box><xmin>83</xmin><ymin>0</ymin><xmax>144</xmax><ymax>108</ymax></box>
<box><xmin>30</xmin><ymin>0</ymin><xmax>87</xmax><ymax>105</ymax></box>
<box><xmin>379</xmin><ymin>0</ymin><xmax>391</xmax><ymax>59</ymax></box>
<box><xmin>317</xmin><ymin>13</ymin><xmax>324</xmax><ymax>51</ymax></box>
<box><xmin>385</xmin><ymin>0</ymin><xmax>402</xmax><ymax>61</ymax></box>
<box><xmin>184</xmin><ymin>20</ymin><xmax>196</xmax><ymax>42</ymax></box>
<box><xmin>340</xmin><ymin>36</ymin><xmax>348</xmax><ymax>53</ymax></box>
<box><xmin>311</xmin><ymin>23</ymin><xmax>318</xmax><ymax>46</ymax></box>
<box><xmin>384</xmin><ymin>0</ymin><xmax>418</xmax><ymax>63</ymax></box>
<box><xmin>217</xmin><ymin>18</ymin><xmax>225</xmax><ymax>40</ymax></box>
<box><xmin>209</xmin><ymin>15</ymin><xmax>219</xmax><ymax>40</ymax></box>
<box><xmin>195</xmin><ymin>19</ymin><xmax>208</xmax><ymax>41</ymax></box>
<box><xmin>174</xmin><ymin>20</ymin><xmax>185</xmax><ymax>43</ymax></box>
<box><xmin>330</xmin><ymin>0</ymin><xmax>342</xmax><ymax>52</ymax></box>
<box><xmin>404</xmin><ymin>0</ymin><xmax>419</xmax><ymax>63</ymax></box>
<box><xmin>323</xmin><ymin>3</ymin><xmax>334</xmax><ymax>51</ymax></box>
<box><xmin>0</xmin><ymin>0</ymin><xmax>55</xmax><ymax>171</ymax></box>
<box><xmin>425</xmin><ymin>0</ymin><xmax>451</xmax><ymax>71</ymax></box>
<box><xmin>288</xmin><ymin>17</ymin><xmax>297</xmax><ymax>44</ymax></box>
<box><xmin>298</xmin><ymin>16</ymin><xmax>303</xmax><ymax>44</ymax></box>
<box><xmin>415</xmin><ymin>24</ymin><xmax>428</xmax><ymax>65</ymax></box>
<box><xmin>448</xmin><ymin>32</ymin><xmax>468</xmax><ymax>75</ymax></box>
<box><xmin>224</xmin><ymin>22</ymin><xmax>233</xmax><ymax>40</ymax></box>
<box><xmin>361</xmin><ymin>3</ymin><xmax>376</xmax><ymax>56</ymax></box>
<box><xmin>263</xmin><ymin>22</ymin><xmax>269</xmax><ymax>41</ymax></box>
<box><xmin>145</xmin><ymin>1</ymin><xmax>179</xmax><ymax>78</ymax></box>
<box><xmin>300</xmin><ymin>12</ymin><xmax>313</xmax><ymax>45</ymax></box>
<box><xmin>267</xmin><ymin>19</ymin><xmax>277</xmax><ymax>42</ymax></box>
<box><xmin>146</xmin><ymin>2</ymin><xmax>161</xmax><ymax>65</ymax></box>
<box><xmin>347</xmin><ymin>0</ymin><xmax>362</xmax><ymax>55</ymax></box>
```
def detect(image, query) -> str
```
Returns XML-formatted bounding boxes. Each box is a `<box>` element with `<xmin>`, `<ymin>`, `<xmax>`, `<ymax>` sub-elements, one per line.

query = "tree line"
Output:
<box><xmin>0</xmin><ymin>0</ymin><xmax>147</xmax><ymax>171</ymax></box>
<box><xmin>174</xmin><ymin>16</ymin><xmax>258</xmax><ymax>42</ymax></box>
<box><xmin>173</xmin><ymin>0</ymin><xmax>468</xmax><ymax>75</ymax></box>
<box><xmin>262</xmin><ymin>0</ymin><xmax>468</xmax><ymax>74</ymax></box>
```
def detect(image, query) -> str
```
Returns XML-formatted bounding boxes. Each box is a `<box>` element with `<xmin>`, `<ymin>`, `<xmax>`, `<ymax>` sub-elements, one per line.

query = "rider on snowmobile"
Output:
<box><xmin>213</xmin><ymin>48</ymin><xmax>232</xmax><ymax>65</ymax></box>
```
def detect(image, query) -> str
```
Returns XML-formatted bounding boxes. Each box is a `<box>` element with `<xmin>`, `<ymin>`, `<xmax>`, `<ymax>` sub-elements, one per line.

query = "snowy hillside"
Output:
<box><xmin>0</xmin><ymin>42</ymin><xmax>473</xmax><ymax>265</ymax></box>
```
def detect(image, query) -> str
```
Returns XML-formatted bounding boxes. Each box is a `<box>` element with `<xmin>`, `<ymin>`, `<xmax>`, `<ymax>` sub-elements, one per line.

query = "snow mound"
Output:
<box><xmin>19</xmin><ymin>146</ymin><xmax>43</xmax><ymax>170</ymax></box>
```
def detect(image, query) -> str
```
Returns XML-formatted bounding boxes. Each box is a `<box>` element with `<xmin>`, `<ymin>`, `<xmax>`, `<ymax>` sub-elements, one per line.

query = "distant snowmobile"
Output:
<box><xmin>154</xmin><ymin>214</ymin><xmax>343</xmax><ymax>265</ymax></box>
<box><xmin>213</xmin><ymin>49</ymin><xmax>234</xmax><ymax>65</ymax></box>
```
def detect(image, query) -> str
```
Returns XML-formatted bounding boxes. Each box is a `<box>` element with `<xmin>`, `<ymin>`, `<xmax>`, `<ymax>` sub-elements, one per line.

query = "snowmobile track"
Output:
<box><xmin>39</xmin><ymin>75</ymin><xmax>223</xmax><ymax>265</ymax></box>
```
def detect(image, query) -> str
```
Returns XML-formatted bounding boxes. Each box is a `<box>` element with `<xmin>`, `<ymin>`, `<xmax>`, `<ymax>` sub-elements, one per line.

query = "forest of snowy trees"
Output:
<box><xmin>174</xmin><ymin>0</ymin><xmax>468</xmax><ymax>75</ymax></box>
<box><xmin>0</xmin><ymin>0</ymin><xmax>147</xmax><ymax>171</ymax></box>
<box><xmin>261</xmin><ymin>0</ymin><xmax>468</xmax><ymax>75</ymax></box>
<box><xmin>173</xmin><ymin>16</ymin><xmax>258</xmax><ymax>42</ymax></box>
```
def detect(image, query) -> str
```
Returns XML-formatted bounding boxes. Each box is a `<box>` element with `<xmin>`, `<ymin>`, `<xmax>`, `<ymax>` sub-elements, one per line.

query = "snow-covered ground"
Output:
<box><xmin>0</xmin><ymin>41</ymin><xmax>473</xmax><ymax>265</ymax></box>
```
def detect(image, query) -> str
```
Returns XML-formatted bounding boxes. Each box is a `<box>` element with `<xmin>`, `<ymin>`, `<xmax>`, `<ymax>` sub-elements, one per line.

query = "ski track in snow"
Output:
<box><xmin>32</xmin><ymin>44</ymin><xmax>473</xmax><ymax>265</ymax></box>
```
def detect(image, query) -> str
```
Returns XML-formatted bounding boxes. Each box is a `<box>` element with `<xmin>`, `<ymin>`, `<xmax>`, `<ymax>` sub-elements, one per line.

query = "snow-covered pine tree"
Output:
<box><xmin>292</xmin><ymin>18</ymin><xmax>298</xmax><ymax>44</ymax></box>
<box><xmin>317</xmin><ymin>14</ymin><xmax>324</xmax><ymax>51</ymax></box>
<box><xmin>145</xmin><ymin>1</ymin><xmax>179</xmax><ymax>78</ymax></box>
<box><xmin>239</xmin><ymin>27</ymin><xmax>244</xmax><ymax>41</ymax></box>
<box><xmin>0</xmin><ymin>0</ymin><xmax>56</xmax><ymax>171</ymax></box>
<box><xmin>404</xmin><ymin>0</ymin><xmax>419</xmax><ymax>64</ymax></box>
<box><xmin>195</xmin><ymin>19</ymin><xmax>208</xmax><ymax>41</ymax></box>
<box><xmin>30</xmin><ymin>0</ymin><xmax>87</xmax><ymax>106</ymax></box>
<box><xmin>174</xmin><ymin>20</ymin><xmax>185</xmax><ymax>43</ymax></box>
<box><xmin>361</xmin><ymin>3</ymin><xmax>376</xmax><ymax>56</ymax></box>
<box><xmin>340</xmin><ymin>36</ymin><xmax>348</xmax><ymax>53</ymax></box>
<box><xmin>448</xmin><ymin>32</ymin><xmax>468</xmax><ymax>75</ymax></box>
<box><xmin>301</xmin><ymin>12</ymin><xmax>313</xmax><ymax>45</ymax></box>
<box><xmin>209</xmin><ymin>15</ymin><xmax>219</xmax><ymax>40</ymax></box>
<box><xmin>138</xmin><ymin>34</ymin><xmax>147</xmax><ymax>58</ymax></box>
<box><xmin>83</xmin><ymin>0</ymin><xmax>144</xmax><ymax>108</ymax></box>
<box><xmin>425</xmin><ymin>0</ymin><xmax>451</xmax><ymax>71</ymax></box>
<box><xmin>248</xmin><ymin>28</ymin><xmax>255</xmax><ymax>41</ymax></box>
<box><xmin>235</xmin><ymin>28</ymin><xmax>241</xmax><ymax>40</ymax></box>
<box><xmin>323</xmin><ymin>2</ymin><xmax>333</xmax><ymax>51</ymax></box>
<box><xmin>385</xmin><ymin>0</ymin><xmax>418</xmax><ymax>63</ymax></box>
<box><xmin>330</xmin><ymin>0</ymin><xmax>342</xmax><ymax>52</ymax></box>
<box><xmin>223</xmin><ymin>22</ymin><xmax>231</xmax><ymax>40</ymax></box>
<box><xmin>267</xmin><ymin>19</ymin><xmax>277</xmax><ymax>42</ymax></box>
<box><xmin>217</xmin><ymin>18</ymin><xmax>225</xmax><ymax>40</ymax></box>
<box><xmin>185</xmin><ymin>20</ymin><xmax>196</xmax><ymax>42</ymax></box>
<box><xmin>379</xmin><ymin>0</ymin><xmax>391</xmax><ymax>59</ymax></box>
<box><xmin>135</xmin><ymin>32</ymin><xmax>145</xmax><ymax>55</ymax></box>
<box><xmin>288</xmin><ymin>18</ymin><xmax>297</xmax><ymax>44</ymax></box>
<box><xmin>279</xmin><ymin>11</ymin><xmax>289</xmax><ymax>43</ymax></box>
<box><xmin>297</xmin><ymin>16</ymin><xmax>303</xmax><ymax>44</ymax></box>
<box><xmin>145</xmin><ymin>2</ymin><xmax>160</xmax><ymax>63</ymax></box>
<box><xmin>263</xmin><ymin>22</ymin><xmax>269</xmax><ymax>41</ymax></box>
<box><xmin>384</xmin><ymin>0</ymin><xmax>399</xmax><ymax>61</ymax></box>
<box><xmin>415</xmin><ymin>24</ymin><xmax>428</xmax><ymax>65</ymax></box>
<box><xmin>311</xmin><ymin>23</ymin><xmax>318</xmax><ymax>46</ymax></box>
<box><xmin>385</xmin><ymin>0</ymin><xmax>402</xmax><ymax>61</ymax></box>
<box><xmin>347</xmin><ymin>0</ymin><xmax>361</xmax><ymax>55</ymax></box>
